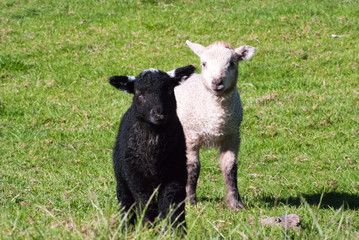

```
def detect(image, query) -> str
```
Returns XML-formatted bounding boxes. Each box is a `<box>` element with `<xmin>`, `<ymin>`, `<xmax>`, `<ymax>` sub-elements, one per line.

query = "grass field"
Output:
<box><xmin>1</xmin><ymin>0</ymin><xmax>358</xmax><ymax>239</ymax></box>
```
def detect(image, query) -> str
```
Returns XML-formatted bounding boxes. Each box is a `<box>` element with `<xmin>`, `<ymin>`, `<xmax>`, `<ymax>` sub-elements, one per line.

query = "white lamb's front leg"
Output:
<box><xmin>219</xmin><ymin>134</ymin><xmax>245</xmax><ymax>210</ymax></box>
<box><xmin>185</xmin><ymin>143</ymin><xmax>200</xmax><ymax>205</ymax></box>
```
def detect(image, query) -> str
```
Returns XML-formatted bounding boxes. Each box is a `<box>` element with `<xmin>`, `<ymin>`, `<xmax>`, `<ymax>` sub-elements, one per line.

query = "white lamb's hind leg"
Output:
<box><xmin>185</xmin><ymin>144</ymin><xmax>200</xmax><ymax>205</ymax></box>
<box><xmin>220</xmin><ymin>135</ymin><xmax>245</xmax><ymax>210</ymax></box>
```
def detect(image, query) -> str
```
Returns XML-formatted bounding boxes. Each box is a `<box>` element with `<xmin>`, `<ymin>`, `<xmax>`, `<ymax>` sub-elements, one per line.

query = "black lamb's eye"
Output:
<box><xmin>229</xmin><ymin>60</ymin><xmax>236</xmax><ymax>67</ymax></box>
<box><xmin>168</xmin><ymin>88</ymin><xmax>173</xmax><ymax>95</ymax></box>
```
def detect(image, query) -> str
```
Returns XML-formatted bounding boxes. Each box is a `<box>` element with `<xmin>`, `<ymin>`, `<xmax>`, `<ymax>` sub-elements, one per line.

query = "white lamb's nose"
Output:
<box><xmin>214</xmin><ymin>80</ymin><xmax>223</xmax><ymax>87</ymax></box>
<box><xmin>212</xmin><ymin>78</ymin><xmax>225</xmax><ymax>92</ymax></box>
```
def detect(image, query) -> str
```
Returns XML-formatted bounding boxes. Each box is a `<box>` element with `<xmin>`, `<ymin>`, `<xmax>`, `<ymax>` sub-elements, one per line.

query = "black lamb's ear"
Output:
<box><xmin>108</xmin><ymin>76</ymin><xmax>135</xmax><ymax>93</ymax></box>
<box><xmin>167</xmin><ymin>65</ymin><xmax>196</xmax><ymax>85</ymax></box>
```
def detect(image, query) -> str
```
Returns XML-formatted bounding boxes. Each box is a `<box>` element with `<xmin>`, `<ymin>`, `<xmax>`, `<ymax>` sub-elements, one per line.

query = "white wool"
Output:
<box><xmin>174</xmin><ymin>41</ymin><xmax>254</xmax><ymax>148</ymax></box>
<box><xmin>167</xmin><ymin>69</ymin><xmax>176</xmax><ymax>78</ymax></box>
<box><xmin>143</xmin><ymin>68</ymin><xmax>159</xmax><ymax>73</ymax></box>
<box><xmin>128</xmin><ymin>76</ymin><xmax>136</xmax><ymax>81</ymax></box>
<box><xmin>175</xmin><ymin>73</ymin><xmax>243</xmax><ymax>148</ymax></box>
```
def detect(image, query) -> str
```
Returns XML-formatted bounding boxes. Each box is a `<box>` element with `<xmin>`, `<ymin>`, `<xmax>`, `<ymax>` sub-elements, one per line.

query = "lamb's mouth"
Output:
<box><xmin>150</xmin><ymin>116</ymin><xmax>168</xmax><ymax>125</ymax></box>
<box><xmin>213</xmin><ymin>85</ymin><xmax>225</xmax><ymax>92</ymax></box>
<box><xmin>212</xmin><ymin>80</ymin><xmax>225</xmax><ymax>92</ymax></box>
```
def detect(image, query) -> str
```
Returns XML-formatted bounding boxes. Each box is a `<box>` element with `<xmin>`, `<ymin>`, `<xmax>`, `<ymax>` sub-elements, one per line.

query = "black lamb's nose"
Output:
<box><xmin>150</xmin><ymin>107</ymin><xmax>167</xmax><ymax>125</ymax></box>
<box><xmin>151</xmin><ymin>108</ymin><xmax>161</xmax><ymax>115</ymax></box>
<box><xmin>155</xmin><ymin>112</ymin><xmax>165</xmax><ymax>120</ymax></box>
<box><xmin>151</xmin><ymin>108</ymin><xmax>165</xmax><ymax>119</ymax></box>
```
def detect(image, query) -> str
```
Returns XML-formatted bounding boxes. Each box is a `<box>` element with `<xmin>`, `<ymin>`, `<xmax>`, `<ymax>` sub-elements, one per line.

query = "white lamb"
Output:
<box><xmin>174</xmin><ymin>40</ymin><xmax>256</xmax><ymax>210</ymax></box>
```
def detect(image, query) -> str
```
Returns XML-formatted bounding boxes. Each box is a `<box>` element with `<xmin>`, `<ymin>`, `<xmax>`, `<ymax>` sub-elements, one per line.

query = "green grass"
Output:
<box><xmin>1</xmin><ymin>0</ymin><xmax>358</xmax><ymax>239</ymax></box>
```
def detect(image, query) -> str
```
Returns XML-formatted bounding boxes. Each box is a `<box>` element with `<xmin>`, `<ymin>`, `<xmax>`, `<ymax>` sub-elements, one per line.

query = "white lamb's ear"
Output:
<box><xmin>186</xmin><ymin>40</ymin><xmax>206</xmax><ymax>57</ymax></box>
<box><xmin>235</xmin><ymin>45</ymin><xmax>257</xmax><ymax>61</ymax></box>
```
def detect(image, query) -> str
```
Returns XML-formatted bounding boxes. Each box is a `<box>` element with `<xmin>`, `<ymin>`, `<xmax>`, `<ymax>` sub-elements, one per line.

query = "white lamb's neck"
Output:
<box><xmin>199</xmin><ymin>77</ymin><xmax>238</xmax><ymax>106</ymax></box>
<box><xmin>211</xmin><ymin>87</ymin><xmax>238</xmax><ymax>106</ymax></box>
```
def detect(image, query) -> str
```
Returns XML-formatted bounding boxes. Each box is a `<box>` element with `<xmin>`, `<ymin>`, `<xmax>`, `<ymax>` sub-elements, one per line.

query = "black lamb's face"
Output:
<box><xmin>108</xmin><ymin>65</ymin><xmax>196</xmax><ymax>126</ymax></box>
<box><xmin>133</xmin><ymin>69</ymin><xmax>178</xmax><ymax>126</ymax></box>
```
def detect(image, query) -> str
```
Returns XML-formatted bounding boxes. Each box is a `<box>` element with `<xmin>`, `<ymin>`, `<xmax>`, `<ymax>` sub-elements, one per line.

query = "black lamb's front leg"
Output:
<box><xmin>125</xmin><ymin>171</ymin><xmax>159</xmax><ymax>225</ymax></box>
<box><xmin>134</xmin><ymin>191</ymin><xmax>158</xmax><ymax>225</ymax></box>
<box><xmin>158</xmin><ymin>181</ymin><xmax>186</xmax><ymax>229</ymax></box>
<box><xmin>115</xmin><ymin>177</ymin><xmax>136</xmax><ymax>224</ymax></box>
<box><xmin>113</xmin><ymin>147</ymin><xmax>137</xmax><ymax>223</ymax></box>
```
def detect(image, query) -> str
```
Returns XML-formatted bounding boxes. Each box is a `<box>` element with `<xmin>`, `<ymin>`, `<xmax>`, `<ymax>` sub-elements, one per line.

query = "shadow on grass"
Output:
<box><xmin>198</xmin><ymin>196</ymin><xmax>223</xmax><ymax>203</ymax></box>
<box><xmin>260</xmin><ymin>192</ymin><xmax>359</xmax><ymax>210</ymax></box>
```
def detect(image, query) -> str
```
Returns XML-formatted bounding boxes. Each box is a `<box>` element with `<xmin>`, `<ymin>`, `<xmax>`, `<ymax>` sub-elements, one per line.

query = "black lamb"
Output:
<box><xmin>108</xmin><ymin>65</ymin><xmax>195</xmax><ymax>228</ymax></box>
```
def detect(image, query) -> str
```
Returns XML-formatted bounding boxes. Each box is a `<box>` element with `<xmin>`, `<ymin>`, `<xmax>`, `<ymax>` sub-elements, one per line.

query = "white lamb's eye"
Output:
<box><xmin>201</xmin><ymin>62</ymin><xmax>207</xmax><ymax>67</ymax></box>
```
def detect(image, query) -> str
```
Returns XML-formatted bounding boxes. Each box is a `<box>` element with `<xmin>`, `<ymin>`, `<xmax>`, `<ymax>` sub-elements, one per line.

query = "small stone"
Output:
<box><xmin>259</xmin><ymin>214</ymin><xmax>300</xmax><ymax>230</ymax></box>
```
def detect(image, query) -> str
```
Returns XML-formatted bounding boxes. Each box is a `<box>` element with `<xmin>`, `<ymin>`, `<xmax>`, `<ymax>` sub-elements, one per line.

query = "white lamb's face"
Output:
<box><xmin>200</xmin><ymin>46</ymin><xmax>239</xmax><ymax>94</ymax></box>
<box><xmin>186</xmin><ymin>40</ymin><xmax>256</xmax><ymax>95</ymax></box>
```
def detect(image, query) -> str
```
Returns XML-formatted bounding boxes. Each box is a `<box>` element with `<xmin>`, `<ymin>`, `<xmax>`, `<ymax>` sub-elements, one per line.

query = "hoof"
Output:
<box><xmin>226</xmin><ymin>198</ymin><xmax>245</xmax><ymax>210</ymax></box>
<box><xmin>186</xmin><ymin>194</ymin><xmax>197</xmax><ymax>205</ymax></box>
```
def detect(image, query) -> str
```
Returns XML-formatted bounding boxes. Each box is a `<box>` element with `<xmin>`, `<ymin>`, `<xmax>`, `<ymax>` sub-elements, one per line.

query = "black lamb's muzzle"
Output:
<box><xmin>150</xmin><ymin>107</ymin><xmax>167</xmax><ymax>125</ymax></box>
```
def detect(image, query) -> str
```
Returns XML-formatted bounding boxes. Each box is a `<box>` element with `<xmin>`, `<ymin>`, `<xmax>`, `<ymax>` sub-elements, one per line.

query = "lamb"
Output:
<box><xmin>109</xmin><ymin>65</ymin><xmax>196</xmax><ymax>228</ymax></box>
<box><xmin>174</xmin><ymin>40</ymin><xmax>256</xmax><ymax>210</ymax></box>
